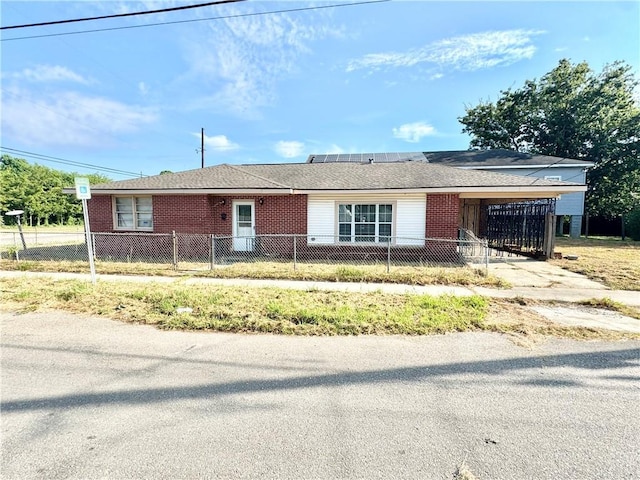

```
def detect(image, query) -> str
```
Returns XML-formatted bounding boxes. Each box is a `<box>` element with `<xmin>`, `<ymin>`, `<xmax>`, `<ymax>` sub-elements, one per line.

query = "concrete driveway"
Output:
<box><xmin>485</xmin><ymin>255</ymin><xmax>607</xmax><ymax>289</ymax></box>
<box><xmin>2</xmin><ymin>310</ymin><xmax>638</xmax><ymax>479</ymax></box>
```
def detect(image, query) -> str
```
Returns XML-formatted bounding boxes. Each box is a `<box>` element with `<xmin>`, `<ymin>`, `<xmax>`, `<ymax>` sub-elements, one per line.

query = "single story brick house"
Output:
<box><xmin>82</xmin><ymin>161</ymin><xmax>585</xmax><ymax>257</ymax></box>
<box><xmin>308</xmin><ymin>150</ymin><xmax>594</xmax><ymax>238</ymax></box>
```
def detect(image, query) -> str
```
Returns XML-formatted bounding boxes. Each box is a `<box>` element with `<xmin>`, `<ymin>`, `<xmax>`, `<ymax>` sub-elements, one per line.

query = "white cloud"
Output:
<box><xmin>1</xmin><ymin>88</ymin><xmax>157</xmax><ymax>148</ymax></box>
<box><xmin>138</xmin><ymin>81</ymin><xmax>149</xmax><ymax>96</ymax></box>
<box><xmin>192</xmin><ymin>133</ymin><xmax>239</xmax><ymax>152</ymax></box>
<box><xmin>392</xmin><ymin>122</ymin><xmax>436</xmax><ymax>143</ymax></box>
<box><xmin>274</xmin><ymin>141</ymin><xmax>305</xmax><ymax>158</ymax></box>
<box><xmin>180</xmin><ymin>5</ymin><xmax>345</xmax><ymax>117</ymax></box>
<box><xmin>430</xmin><ymin>73</ymin><xmax>444</xmax><ymax>80</ymax></box>
<box><xmin>9</xmin><ymin>65</ymin><xmax>90</xmax><ymax>84</ymax></box>
<box><xmin>347</xmin><ymin>30</ymin><xmax>545</xmax><ymax>73</ymax></box>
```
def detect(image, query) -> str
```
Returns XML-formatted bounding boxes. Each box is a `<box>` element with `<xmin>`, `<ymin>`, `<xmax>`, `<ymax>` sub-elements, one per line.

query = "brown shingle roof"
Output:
<box><xmin>90</xmin><ymin>161</ymin><xmax>582</xmax><ymax>193</ymax></box>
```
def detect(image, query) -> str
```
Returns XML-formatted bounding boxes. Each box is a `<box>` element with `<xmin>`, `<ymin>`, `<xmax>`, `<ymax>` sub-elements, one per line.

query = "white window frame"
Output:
<box><xmin>544</xmin><ymin>176</ymin><xmax>562</xmax><ymax>199</ymax></box>
<box><xmin>113</xmin><ymin>196</ymin><xmax>153</xmax><ymax>231</ymax></box>
<box><xmin>336</xmin><ymin>202</ymin><xmax>394</xmax><ymax>244</ymax></box>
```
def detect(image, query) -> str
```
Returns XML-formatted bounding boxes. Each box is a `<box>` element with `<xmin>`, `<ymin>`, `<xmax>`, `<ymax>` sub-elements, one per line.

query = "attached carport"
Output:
<box><xmin>458</xmin><ymin>185</ymin><xmax>583</xmax><ymax>258</ymax></box>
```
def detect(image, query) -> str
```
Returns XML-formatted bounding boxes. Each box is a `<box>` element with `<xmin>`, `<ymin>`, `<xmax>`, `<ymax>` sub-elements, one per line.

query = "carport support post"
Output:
<box><xmin>543</xmin><ymin>213</ymin><xmax>556</xmax><ymax>259</ymax></box>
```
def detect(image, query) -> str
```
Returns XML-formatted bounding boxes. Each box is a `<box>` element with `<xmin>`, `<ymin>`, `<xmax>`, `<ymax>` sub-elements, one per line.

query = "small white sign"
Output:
<box><xmin>74</xmin><ymin>177</ymin><xmax>91</xmax><ymax>200</ymax></box>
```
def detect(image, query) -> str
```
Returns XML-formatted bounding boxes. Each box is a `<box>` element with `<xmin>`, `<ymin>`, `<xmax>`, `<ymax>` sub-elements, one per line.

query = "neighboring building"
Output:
<box><xmin>307</xmin><ymin>150</ymin><xmax>594</xmax><ymax>238</ymax></box>
<box><xmin>81</xmin><ymin>161</ymin><xmax>585</xmax><ymax>257</ymax></box>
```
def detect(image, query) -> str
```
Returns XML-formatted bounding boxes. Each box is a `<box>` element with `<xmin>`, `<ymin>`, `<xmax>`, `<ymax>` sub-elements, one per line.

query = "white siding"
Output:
<box><xmin>395</xmin><ymin>197</ymin><xmax>426</xmax><ymax>245</ymax></box>
<box><xmin>307</xmin><ymin>194</ymin><xmax>426</xmax><ymax>246</ymax></box>
<box><xmin>307</xmin><ymin>198</ymin><xmax>334</xmax><ymax>243</ymax></box>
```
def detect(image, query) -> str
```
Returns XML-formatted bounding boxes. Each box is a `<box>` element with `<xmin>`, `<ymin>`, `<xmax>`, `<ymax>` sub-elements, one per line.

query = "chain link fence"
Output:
<box><xmin>1</xmin><ymin>230</ymin><xmax>488</xmax><ymax>272</ymax></box>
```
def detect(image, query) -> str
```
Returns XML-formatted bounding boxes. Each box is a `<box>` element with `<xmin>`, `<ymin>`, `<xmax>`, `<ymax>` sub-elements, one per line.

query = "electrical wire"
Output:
<box><xmin>1</xmin><ymin>0</ymin><xmax>389</xmax><ymax>41</ymax></box>
<box><xmin>1</xmin><ymin>0</ymin><xmax>243</xmax><ymax>30</ymax></box>
<box><xmin>1</xmin><ymin>147</ymin><xmax>147</xmax><ymax>178</ymax></box>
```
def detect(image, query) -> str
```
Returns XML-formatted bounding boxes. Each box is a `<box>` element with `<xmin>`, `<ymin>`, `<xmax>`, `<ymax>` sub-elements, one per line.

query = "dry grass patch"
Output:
<box><xmin>551</xmin><ymin>237</ymin><xmax>640</xmax><ymax>290</ymax></box>
<box><xmin>0</xmin><ymin>258</ymin><xmax>507</xmax><ymax>287</ymax></box>
<box><xmin>0</xmin><ymin>259</ymin><xmax>181</xmax><ymax>276</ymax></box>
<box><xmin>577</xmin><ymin>297</ymin><xmax>640</xmax><ymax>320</ymax></box>
<box><xmin>200</xmin><ymin>261</ymin><xmax>506</xmax><ymax>287</ymax></box>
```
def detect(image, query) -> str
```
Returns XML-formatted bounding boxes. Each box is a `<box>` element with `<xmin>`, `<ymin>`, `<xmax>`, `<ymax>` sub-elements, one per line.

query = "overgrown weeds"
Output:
<box><xmin>0</xmin><ymin>277</ymin><xmax>489</xmax><ymax>335</ymax></box>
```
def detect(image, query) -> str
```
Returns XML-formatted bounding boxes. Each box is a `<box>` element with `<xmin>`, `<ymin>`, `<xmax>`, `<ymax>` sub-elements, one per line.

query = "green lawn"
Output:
<box><xmin>1</xmin><ymin>277</ymin><xmax>488</xmax><ymax>335</ymax></box>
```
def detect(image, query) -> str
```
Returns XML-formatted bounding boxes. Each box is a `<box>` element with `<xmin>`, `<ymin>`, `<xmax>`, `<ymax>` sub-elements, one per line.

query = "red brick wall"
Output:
<box><xmin>87</xmin><ymin>194</ymin><xmax>307</xmax><ymax>235</ymax></box>
<box><xmin>425</xmin><ymin>193</ymin><xmax>460</xmax><ymax>238</ymax></box>
<box><xmin>153</xmin><ymin>195</ymin><xmax>214</xmax><ymax>233</ymax></box>
<box><xmin>86</xmin><ymin>196</ymin><xmax>113</xmax><ymax>232</ymax></box>
<box><xmin>89</xmin><ymin>193</ymin><xmax>460</xmax><ymax>239</ymax></box>
<box><xmin>211</xmin><ymin>195</ymin><xmax>307</xmax><ymax>236</ymax></box>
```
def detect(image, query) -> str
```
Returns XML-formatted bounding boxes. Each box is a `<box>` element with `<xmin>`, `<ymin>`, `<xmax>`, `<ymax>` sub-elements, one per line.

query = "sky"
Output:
<box><xmin>1</xmin><ymin>0</ymin><xmax>639</xmax><ymax>179</ymax></box>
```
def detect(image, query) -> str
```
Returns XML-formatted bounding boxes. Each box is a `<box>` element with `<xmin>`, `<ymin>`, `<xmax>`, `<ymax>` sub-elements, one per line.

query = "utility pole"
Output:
<box><xmin>201</xmin><ymin>127</ymin><xmax>205</xmax><ymax>168</ymax></box>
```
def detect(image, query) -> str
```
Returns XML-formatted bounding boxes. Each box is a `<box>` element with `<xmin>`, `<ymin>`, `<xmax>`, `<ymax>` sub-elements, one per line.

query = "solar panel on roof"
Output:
<box><xmin>307</xmin><ymin>152</ymin><xmax>428</xmax><ymax>163</ymax></box>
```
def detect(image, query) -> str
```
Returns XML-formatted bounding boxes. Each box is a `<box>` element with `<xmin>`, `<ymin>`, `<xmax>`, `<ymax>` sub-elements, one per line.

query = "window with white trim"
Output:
<box><xmin>114</xmin><ymin>196</ymin><xmax>153</xmax><ymax>230</ymax></box>
<box><xmin>544</xmin><ymin>176</ymin><xmax>562</xmax><ymax>199</ymax></box>
<box><xmin>338</xmin><ymin>203</ymin><xmax>392</xmax><ymax>243</ymax></box>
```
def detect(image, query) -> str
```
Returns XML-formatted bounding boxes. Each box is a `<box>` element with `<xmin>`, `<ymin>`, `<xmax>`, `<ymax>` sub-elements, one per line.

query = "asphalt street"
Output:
<box><xmin>1</xmin><ymin>310</ymin><xmax>639</xmax><ymax>479</ymax></box>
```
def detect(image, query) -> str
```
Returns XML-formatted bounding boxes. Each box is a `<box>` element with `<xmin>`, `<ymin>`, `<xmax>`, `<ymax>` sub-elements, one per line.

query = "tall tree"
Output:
<box><xmin>1</xmin><ymin>154</ymin><xmax>111</xmax><ymax>225</ymax></box>
<box><xmin>459</xmin><ymin>59</ymin><xmax>640</xmax><ymax>218</ymax></box>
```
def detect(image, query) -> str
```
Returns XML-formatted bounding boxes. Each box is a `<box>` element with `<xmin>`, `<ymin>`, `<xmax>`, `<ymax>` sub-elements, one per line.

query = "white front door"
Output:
<box><xmin>232</xmin><ymin>201</ymin><xmax>255</xmax><ymax>251</ymax></box>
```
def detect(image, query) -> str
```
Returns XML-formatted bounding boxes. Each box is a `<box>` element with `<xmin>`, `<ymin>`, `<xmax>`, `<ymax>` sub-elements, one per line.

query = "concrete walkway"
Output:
<box><xmin>1</xmin><ymin>260</ymin><xmax>639</xmax><ymax>333</ymax></box>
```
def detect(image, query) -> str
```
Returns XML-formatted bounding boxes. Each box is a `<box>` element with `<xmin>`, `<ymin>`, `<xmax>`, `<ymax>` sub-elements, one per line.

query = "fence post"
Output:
<box><xmin>293</xmin><ymin>235</ymin><xmax>297</xmax><ymax>271</ymax></box>
<box><xmin>91</xmin><ymin>233</ymin><xmax>96</xmax><ymax>261</ymax></box>
<box><xmin>172</xmin><ymin>231</ymin><xmax>178</xmax><ymax>270</ymax></box>
<box><xmin>210</xmin><ymin>234</ymin><xmax>215</xmax><ymax>270</ymax></box>
<box><xmin>387</xmin><ymin>238</ymin><xmax>391</xmax><ymax>273</ymax></box>
<box><xmin>484</xmin><ymin>239</ymin><xmax>489</xmax><ymax>273</ymax></box>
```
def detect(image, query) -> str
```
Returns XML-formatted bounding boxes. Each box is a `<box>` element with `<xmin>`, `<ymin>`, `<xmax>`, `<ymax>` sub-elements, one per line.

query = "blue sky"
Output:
<box><xmin>1</xmin><ymin>1</ymin><xmax>639</xmax><ymax>179</ymax></box>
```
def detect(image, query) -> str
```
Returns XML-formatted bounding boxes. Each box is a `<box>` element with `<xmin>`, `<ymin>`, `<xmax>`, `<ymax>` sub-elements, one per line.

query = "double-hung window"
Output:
<box><xmin>338</xmin><ymin>203</ymin><xmax>392</xmax><ymax>243</ymax></box>
<box><xmin>114</xmin><ymin>196</ymin><xmax>153</xmax><ymax>230</ymax></box>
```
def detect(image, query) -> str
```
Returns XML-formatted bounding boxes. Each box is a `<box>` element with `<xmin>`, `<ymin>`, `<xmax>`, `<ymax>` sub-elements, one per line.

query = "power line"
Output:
<box><xmin>1</xmin><ymin>0</ymin><xmax>243</xmax><ymax>30</ymax></box>
<box><xmin>1</xmin><ymin>147</ymin><xmax>147</xmax><ymax>178</ymax></box>
<box><xmin>1</xmin><ymin>0</ymin><xmax>389</xmax><ymax>42</ymax></box>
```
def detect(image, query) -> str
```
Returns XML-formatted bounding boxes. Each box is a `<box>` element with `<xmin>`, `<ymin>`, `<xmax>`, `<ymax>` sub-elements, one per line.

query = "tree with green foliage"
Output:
<box><xmin>0</xmin><ymin>154</ymin><xmax>111</xmax><ymax>226</ymax></box>
<box><xmin>459</xmin><ymin>59</ymin><xmax>640</xmax><ymax>220</ymax></box>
